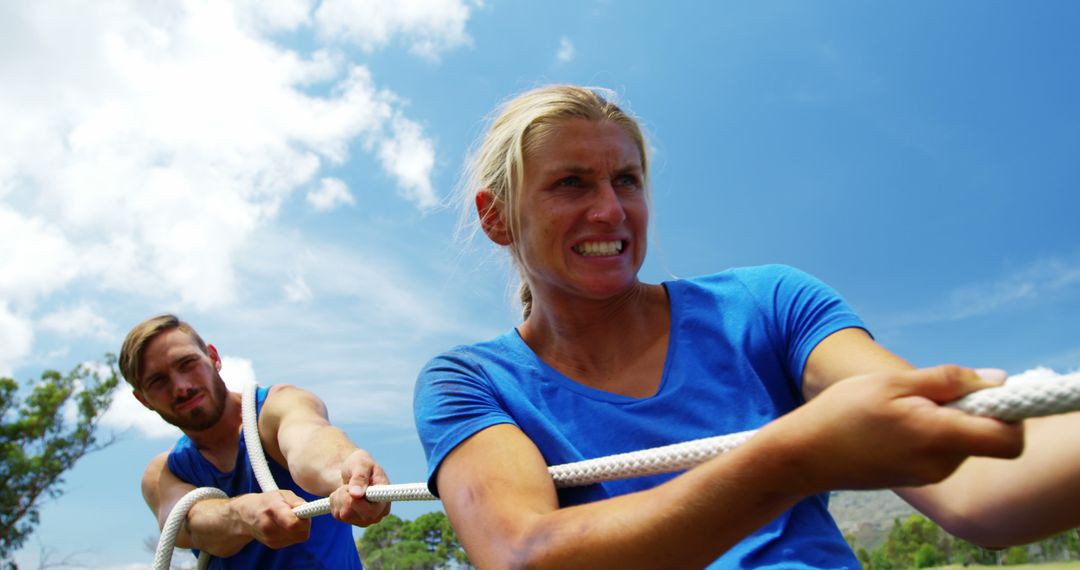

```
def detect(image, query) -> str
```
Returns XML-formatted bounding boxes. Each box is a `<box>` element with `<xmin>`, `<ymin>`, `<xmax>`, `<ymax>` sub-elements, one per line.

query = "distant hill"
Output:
<box><xmin>828</xmin><ymin>490</ymin><xmax>918</xmax><ymax>550</ymax></box>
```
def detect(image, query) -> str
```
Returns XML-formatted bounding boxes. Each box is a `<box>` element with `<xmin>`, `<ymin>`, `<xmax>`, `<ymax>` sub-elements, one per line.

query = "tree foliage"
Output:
<box><xmin>0</xmin><ymin>356</ymin><xmax>119</xmax><ymax>564</ymax></box>
<box><xmin>358</xmin><ymin>511</ymin><xmax>471</xmax><ymax>569</ymax></box>
<box><xmin>860</xmin><ymin>513</ymin><xmax>1080</xmax><ymax>569</ymax></box>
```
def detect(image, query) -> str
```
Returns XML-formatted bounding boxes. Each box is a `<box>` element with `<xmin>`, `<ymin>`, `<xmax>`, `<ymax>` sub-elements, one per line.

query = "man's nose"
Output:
<box><xmin>170</xmin><ymin>374</ymin><xmax>196</xmax><ymax>398</ymax></box>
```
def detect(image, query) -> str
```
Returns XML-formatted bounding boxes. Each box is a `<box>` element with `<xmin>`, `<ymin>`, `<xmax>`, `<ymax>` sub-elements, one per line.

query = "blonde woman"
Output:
<box><xmin>414</xmin><ymin>85</ymin><xmax>1079</xmax><ymax>568</ymax></box>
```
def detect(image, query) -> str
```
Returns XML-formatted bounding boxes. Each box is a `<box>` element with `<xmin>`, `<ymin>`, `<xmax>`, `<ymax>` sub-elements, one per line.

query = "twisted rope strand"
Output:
<box><xmin>243</xmin><ymin>381</ymin><xmax>279</xmax><ymax>493</ymax></box>
<box><xmin>339</xmin><ymin>373</ymin><xmax>1080</xmax><ymax>507</ymax></box>
<box><xmin>153</xmin><ymin>486</ymin><xmax>226</xmax><ymax>570</ymax></box>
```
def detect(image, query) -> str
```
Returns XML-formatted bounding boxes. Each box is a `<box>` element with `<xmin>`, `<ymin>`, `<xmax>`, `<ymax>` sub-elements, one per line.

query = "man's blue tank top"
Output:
<box><xmin>167</xmin><ymin>386</ymin><xmax>363</xmax><ymax>569</ymax></box>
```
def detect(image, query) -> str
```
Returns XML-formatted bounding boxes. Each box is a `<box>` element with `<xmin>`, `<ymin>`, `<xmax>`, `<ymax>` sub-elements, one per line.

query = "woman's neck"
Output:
<box><xmin>518</xmin><ymin>282</ymin><xmax>671</xmax><ymax>397</ymax></box>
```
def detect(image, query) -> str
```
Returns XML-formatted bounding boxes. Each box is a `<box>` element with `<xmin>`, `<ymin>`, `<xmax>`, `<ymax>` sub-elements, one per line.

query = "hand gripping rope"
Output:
<box><xmin>154</xmin><ymin>372</ymin><xmax>1080</xmax><ymax>569</ymax></box>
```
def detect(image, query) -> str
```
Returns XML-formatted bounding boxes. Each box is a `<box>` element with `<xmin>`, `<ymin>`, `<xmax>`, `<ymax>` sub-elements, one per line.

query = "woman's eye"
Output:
<box><xmin>555</xmin><ymin>176</ymin><xmax>581</xmax><ymax>188</ymax></box>
<box><xmin>614</xmin><ymin>174</ymin><xmax>639</xmax><ymax>188</ymax></box>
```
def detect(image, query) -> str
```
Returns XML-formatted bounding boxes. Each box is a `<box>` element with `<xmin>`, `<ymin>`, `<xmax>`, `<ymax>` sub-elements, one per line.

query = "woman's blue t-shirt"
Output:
<box><xmin>414</xmin><ymin>265</ymin><xmax>867</xmax><ymax>569</ymax></box>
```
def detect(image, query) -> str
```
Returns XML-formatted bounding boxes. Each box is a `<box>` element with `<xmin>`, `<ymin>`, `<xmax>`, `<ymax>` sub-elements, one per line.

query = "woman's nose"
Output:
<box><xmin>587</xmin><ymin>181</ymin><xmax>626</xmax><ymax>225</ymax></box>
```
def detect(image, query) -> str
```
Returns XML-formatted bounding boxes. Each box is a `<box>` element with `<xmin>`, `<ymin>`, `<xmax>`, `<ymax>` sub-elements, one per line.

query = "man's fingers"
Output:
<box><xmin>371</xmin><ymin>464</ymin><xmax>390</xmax><ymax>486</ymax></box>
<box><xmin>342</xmin><ymin>451</ymin><xmax>378</xmax><ymax>497</ymax></box>
<box><xmin>278</xmin><ymin>490</ymin><xmax>307</xmax><ymax>509</ymax></box>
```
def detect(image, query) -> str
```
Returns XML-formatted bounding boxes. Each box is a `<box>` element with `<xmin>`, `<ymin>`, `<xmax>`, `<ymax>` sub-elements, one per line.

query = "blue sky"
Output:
<box><xmin>3</xmin><ymin>1</ymin><xmax>1078</xmax><ymax>567</ymax></box>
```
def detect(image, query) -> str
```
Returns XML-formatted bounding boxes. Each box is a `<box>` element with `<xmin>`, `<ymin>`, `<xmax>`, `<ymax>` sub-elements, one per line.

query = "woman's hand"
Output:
<box><xmin>767</xmin><ymin>365</ymin><xmax>1025</xmax><ymax>494</ymax></box>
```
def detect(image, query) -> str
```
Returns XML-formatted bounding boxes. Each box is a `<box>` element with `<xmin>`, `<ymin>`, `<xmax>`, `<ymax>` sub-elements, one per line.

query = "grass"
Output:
<box><xmin>930</xmin><ymin>563</ymin><xmax>1080</xmax><ymax>570</ymax></box>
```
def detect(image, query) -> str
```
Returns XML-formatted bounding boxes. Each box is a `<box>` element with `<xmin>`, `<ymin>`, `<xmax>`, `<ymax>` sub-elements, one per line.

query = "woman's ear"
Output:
<box><xmin>476</xmin><ymin>189</ymin><xmax>512</xmax><ymax>246</ymax></box>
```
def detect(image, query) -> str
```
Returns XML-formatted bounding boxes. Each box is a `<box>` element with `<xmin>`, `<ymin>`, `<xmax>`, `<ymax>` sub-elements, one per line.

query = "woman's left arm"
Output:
<box><xmin>803</xmin><ymin>327</ymin><xmax>1080</xmax><ymax>546</ymax></box>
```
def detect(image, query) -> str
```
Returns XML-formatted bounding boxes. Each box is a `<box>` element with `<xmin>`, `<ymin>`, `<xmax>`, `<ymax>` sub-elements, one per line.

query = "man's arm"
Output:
<box><xmin>437</xmin><ymin>365</ymin><xmax>1021</xmax><ymax>569</ymax></box>
<box><xmin>257</xmin><ymin>384</ymin><xmax>390</xmax><ymax>526</ymax></box>
<box><xmin>141</xmin><ymin>452</ymin><xmax>311</xmax><ymax>556</ymax></box>
<box><xmin>803</xmin><ymin>327</ymin><xmax>1080</xmax><ymax>546</ymax></box>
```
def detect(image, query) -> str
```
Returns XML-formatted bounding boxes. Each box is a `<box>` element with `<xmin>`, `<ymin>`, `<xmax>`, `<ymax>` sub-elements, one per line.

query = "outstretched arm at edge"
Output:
<box><xmin>898</xmin><ymin>412</ymin><xmax>1080</xmax><ymax>546</ymax></box>
<box><xmin>803</xmin><ymin>328</ymin><xmax>1080</xmax><ymax>546</ymax></box>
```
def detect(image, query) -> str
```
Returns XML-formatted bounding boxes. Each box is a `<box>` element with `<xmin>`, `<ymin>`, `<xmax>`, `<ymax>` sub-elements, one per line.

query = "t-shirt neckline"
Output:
<box><xmin>507</xmin><ymin>281</ymin><xmax>680</xmax><ymax>404</ymax></box>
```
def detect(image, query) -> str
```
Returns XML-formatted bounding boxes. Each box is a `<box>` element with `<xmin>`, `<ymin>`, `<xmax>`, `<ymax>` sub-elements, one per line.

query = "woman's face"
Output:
<box><xmin>511</xmin><ymin>118</ymin><xmax>648</xmax><ymax>304</ymax></box>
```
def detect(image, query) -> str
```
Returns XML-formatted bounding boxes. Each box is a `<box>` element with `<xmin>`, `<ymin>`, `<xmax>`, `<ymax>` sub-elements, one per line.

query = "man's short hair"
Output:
<box><xmin>119</xmin><ymin>314</ymin><xmax>208</xmax><ymax>390</ymax></box>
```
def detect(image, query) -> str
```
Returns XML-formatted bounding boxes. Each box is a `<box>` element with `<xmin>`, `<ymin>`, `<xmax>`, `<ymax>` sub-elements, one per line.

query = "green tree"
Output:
<box><xmin>912</xmin><ymin>543</ymin><xmax>942</xmax><ymax>568</ymax></box>
<box><xmin>869</xmin><ymin>515</ymin><xmax>948</xmax><ymax>569</ymax></box>
<box><xmin>1003</xmin><ymin>545</ymin><xmax>1028</xmax><ymax>565</ymax></box>
<box><xmin>950</xmin><ymin>536</ymin><xmax>999</xmax><ymax>567</ymax></box>
<box><xmin>358</xmin><ymin>511</ymin><xmax>471</xmax><ymax>569</ymax></box>
<box><xmin>0</xmin><ymin>357</ymin><xmax>119</xmax><ymax>565</ymax></box>
<box><xmin>404</xmin><ymin>512</ymin><xmax>468</xmax><ymax>567</ymax></box>
<box><xmin>855</xmin><ymin>546</ymin><xmax>872</xmax><ymax>569</ymax></box>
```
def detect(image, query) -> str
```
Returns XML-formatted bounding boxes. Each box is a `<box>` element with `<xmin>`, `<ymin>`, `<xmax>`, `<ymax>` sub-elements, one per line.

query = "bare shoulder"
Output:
<box><xmin>141</xmin><ymin>451</ymin><xmax>171</xmax><ymax>499</ymax></box>
<box><xmin>264</xmin><ymin>384</ymin><xmax>324</xmax><ymax>412</ymax></box>
<box><xmin>259</xmin><ymin>385</ymin><xmax>330</xmax><ymax>457</ymax></box>
<box><xmin>141</xmin><ymin>449</ymin><xmax>192</xmax><ymax>516</ymax></box>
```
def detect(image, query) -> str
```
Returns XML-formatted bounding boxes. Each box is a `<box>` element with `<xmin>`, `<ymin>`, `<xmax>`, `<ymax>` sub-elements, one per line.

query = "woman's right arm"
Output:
<box><xmin>437</xmin><ymin>424</ymin><xmax>808</xmax><ymax>569</ymax></box>
<box><xmin>436</xmin><ymin>366</ymin><xmax>1024</xmax><ymax>570</ymax></box>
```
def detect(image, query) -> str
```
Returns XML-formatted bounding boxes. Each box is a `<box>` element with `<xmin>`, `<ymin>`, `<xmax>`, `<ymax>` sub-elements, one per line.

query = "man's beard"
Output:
<box><xmin>161</xmin><ymin>371</ymin><xmax>229</xmax><ymax>432</ymax></box>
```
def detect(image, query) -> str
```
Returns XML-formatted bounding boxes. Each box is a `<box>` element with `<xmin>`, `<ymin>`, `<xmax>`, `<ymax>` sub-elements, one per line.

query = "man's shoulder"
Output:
<box><xmin>143</xmin><ymin>450</ymin><xmax>171</xmax><ymax>473</ymax></box>
<box><xmin>263</xmin><ymin>384</ymin><xmax>324</xmax><ymax>409</ymax></box>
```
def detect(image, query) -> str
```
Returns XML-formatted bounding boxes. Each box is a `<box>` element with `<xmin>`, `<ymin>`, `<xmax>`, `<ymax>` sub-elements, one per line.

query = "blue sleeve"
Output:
<box><xmin>735</xmin><ymin>265</ymin><xmax>869</xmax><ymax>387</ymax></box>
<box><xmin>413</xmin><ymin>348</ymin><xmax>516</xmax><ymax>497</ymax></box>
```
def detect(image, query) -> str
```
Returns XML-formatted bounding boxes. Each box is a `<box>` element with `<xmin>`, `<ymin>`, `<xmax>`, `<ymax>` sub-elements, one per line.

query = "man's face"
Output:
<box><xmin>134</xmin><ymin>328</ymin><xmax>228</xmax><ymax>432</ymax></box>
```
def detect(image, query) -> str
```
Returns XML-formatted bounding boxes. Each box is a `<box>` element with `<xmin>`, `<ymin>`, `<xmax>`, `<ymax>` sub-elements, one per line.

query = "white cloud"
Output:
<box><xmin>38</xmin><ymin>304</ymin><xmax>115</xmax><ymax>341</ymax></box>
<box><xmin>0</xmin><ymin>1</ymin><xmax>442</xmax><ymax>320</ymax></box>
<box><xmin>1007</xmin><ymin>366</ymin><xmax>1080</xmax><ymax>383</ymax></box>
<box><xmin>0</xmin><ymin>207</ymin><xmax>81</xmax><ymax>305</ymax></box>
<box><xmin>0</xmin><ymin>303</ymin><xmax>33</xmax><ymax>376</ymax></box>
<box><xmin>220</xmin><ymin>355</ymin><xmax>257</xmax><ymax>392</ymax></box>
<box><xmin>557</xmin><ymin>36</ymin><xmax>575</xmax><ymax>63</ymax></box>
<box><xmin>101</xmin><ymin>386</ymin><xmax>181</xmax><ymax>440</ymax></box>
<box><xmin>232</xmin><ymin>0</ymin><xmax>314</xmax><ymax>32</ymax></box>
<box><xmin>887</xmin><ymin>256</ymin><xmax>1080</xmax><ymax>327</ymax></box>
<box><xmin>378</xmin><ymin>116</ymin><xmax>438</xmax><ymax>209</ymax></box>
<box><xmin>314</xmin><ymin>0</ymin><xmax>475</xmax><ymax>60</ymax></box>
<box><xmin>284</xmin><ymin>271</ymin><xmax>314</xmax><ymax>303</ymax></box>
<box><xmin>307</xmin><ymin>177</ymin><xmax>356</xmax><ymax>211</ymax></box>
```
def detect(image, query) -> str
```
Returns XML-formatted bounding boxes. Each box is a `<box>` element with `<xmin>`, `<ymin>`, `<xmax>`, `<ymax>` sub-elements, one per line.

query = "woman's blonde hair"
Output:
<box><xmin>459</xmin><ymin>85</ymin><xmax>650</xmax><ymax>319</ymax></box>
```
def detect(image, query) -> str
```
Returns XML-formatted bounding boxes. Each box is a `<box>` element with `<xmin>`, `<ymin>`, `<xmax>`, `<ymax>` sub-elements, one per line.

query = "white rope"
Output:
<box><xmin>154</xmin><ymin>372</ymin><xmax>1080</xmax><ymax>566</ymax></box>
<box><xmin>355</xmin><ymin>372</ymin><xmax>1080</xmax><ymax>503</ymax></box>
<box><xmin>242</xmin><ymin>380</ymin><xmax>279</xmax><ymax>493</ymax></box>
<box><xmin>946</xmin><ymin>373</ymin><xmax>1080</xmax><ymax>421</ymax></box>
<box><xmin>153</xmin><ymin>486</ymin><xmax>226</xmax><ymax>570</ymax></box>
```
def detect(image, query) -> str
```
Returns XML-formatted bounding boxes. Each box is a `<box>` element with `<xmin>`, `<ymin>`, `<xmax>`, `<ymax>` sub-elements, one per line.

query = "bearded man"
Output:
<box><xmin>120</xmin><ymin>314</ymin><xmax>388</xmax><ymax>569</ymax></box>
